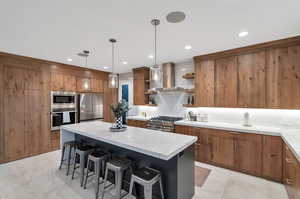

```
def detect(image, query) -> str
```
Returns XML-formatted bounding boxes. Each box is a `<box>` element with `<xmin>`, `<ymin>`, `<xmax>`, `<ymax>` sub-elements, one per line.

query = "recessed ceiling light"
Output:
<box><xmin>67</xmin><ymin>58</ymin><xmax>72</xmax><ymax>62</ymax></box>
<box><xmin>148</xmin><ymin>54</ymin><xmax>154</xmax><ymax>59</ymax></box>
<box><xmin>185</xmin><ymin>45</ymin><xmax>192</xmax><ymax>50</ymax></box>
<box><xmin>103</xmin><ymin>66</ymin><xmax>109</xmax><ymax>69</ymax></box>
<box><xmin>238</xmin><ymin>31</ymin><xmax>249</xmax><ymax>37</ymax></box>
<box><xmin>166</xmin><ymin>11</ymin><xmax>186</xmax><ymax>23</ymax></box>
<box><xmin>122</xmin><ymin>61</ymin><xmax>128</xmax><ymax>65</ymax></box>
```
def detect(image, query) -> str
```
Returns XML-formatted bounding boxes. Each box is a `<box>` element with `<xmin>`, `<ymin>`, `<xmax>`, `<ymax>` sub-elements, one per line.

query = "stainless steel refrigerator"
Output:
<box><xmin>78</xmin><ymin>93</ymin><xmax>103</xmax><ymax>122</ymax></box>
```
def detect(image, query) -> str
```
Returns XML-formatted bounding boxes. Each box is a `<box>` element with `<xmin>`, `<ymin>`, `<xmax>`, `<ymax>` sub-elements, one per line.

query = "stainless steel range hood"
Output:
<box><xmin>155</xmin><ymin>62</ymin><xmax>184</xmax><ymax>92</ymax></box>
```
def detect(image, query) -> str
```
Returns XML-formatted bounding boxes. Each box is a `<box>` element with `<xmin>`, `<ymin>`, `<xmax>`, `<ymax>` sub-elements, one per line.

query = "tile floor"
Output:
<box><xmin>0</xmin><ymin>151</ymin><xmax>288</xmax><ymax>199</ymax></box>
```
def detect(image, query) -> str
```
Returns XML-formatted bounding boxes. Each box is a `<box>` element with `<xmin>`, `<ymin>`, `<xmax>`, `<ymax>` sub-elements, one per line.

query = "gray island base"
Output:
<box><xmin>61</xmin><ymin>121</ymin><xmax>197</xmax><ymax>199</ymax></box>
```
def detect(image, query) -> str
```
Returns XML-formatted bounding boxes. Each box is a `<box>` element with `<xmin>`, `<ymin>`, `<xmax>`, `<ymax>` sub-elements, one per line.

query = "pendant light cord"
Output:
<box><xmin>112</xmin><ymin>42</ymin><xmax>114</xmax><ymax>74</ymax></box>
<box><xmin>154</xmin><ymin>22</ymin><xmax>157</xmax><ymax>66</ymax></box>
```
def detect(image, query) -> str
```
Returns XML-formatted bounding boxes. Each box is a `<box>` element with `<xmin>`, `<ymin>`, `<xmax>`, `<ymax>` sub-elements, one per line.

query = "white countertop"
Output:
<box><xmin>126</xmin><ymin>116</ymin><xmax>300</xmax><ymax>162</ymax></box>
<box><xmin>174</xmin><ymin>120</ymin><xmax>281</xmax><ymax>136</ymax></box>
<box><xmin>127</xmin><ymin>116</ymin><xmax>151</xmax><ymax>121</ymax></box>
<box><xmin>61</xmin><ymin>121</ymin><xmax>197</xmax><ymax>161</ymax></box>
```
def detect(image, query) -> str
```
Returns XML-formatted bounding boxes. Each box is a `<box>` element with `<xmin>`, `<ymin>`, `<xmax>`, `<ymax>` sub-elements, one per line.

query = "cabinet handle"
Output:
<box><xmin>286</xmin><ymin>158</ymin><xmax>293</xmax><ymax>163</ymax></box>
<box><xmin>286</xmin><ymin>178</ymin><xmax>294</xmax><ymax>185</ymax></box>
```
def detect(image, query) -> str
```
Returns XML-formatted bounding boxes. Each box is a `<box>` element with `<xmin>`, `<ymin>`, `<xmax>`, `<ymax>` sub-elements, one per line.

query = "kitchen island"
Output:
<box><xmin>61</xmin><ymin>121</ymin><xmax>197</xmax><ymax>199</ymax></box>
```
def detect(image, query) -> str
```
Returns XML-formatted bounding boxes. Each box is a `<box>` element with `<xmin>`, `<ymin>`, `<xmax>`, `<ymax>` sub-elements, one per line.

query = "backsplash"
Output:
<box><xmin>119</xmin><ymin>61</ymin><xmax>300</xmax><ymax>129</ymax></box>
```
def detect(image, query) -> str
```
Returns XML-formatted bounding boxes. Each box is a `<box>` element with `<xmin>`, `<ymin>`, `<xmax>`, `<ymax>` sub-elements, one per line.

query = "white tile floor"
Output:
<box><xmin>0</xmin><ymin>151</ymin><xmax>288</xmax><ymax>199</ymax></box>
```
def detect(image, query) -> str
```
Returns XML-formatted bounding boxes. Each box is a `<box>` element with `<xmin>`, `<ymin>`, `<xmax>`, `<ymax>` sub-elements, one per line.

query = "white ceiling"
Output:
<box><xmin>1</xmin><ymin>0</ymin><xmax>300</xmax><ymax>73</ymax></box>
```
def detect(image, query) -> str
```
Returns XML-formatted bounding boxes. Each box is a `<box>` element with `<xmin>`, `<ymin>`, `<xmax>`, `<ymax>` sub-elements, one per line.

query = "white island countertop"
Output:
<box><xmin>61</xmin><ymin>121</ymin><xmax>197</xmax><ymax>161</ymax></box>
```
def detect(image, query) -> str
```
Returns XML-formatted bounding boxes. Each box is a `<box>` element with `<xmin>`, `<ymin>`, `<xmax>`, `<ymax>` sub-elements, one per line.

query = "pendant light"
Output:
<box><xmin>108</xmin><ymin>38</ymin><xmax>119</xmax><ymax>88</ymax></box>
<box><xmin>150</xmin><ymin>19</ymin><xmax>161</xmax><ymax>82</ymax></box>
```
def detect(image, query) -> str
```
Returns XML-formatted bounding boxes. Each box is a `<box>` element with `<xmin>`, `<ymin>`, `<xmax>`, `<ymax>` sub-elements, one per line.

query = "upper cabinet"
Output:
<box><xmin>194</xmin><ymin>37</ymin><xmax>300</xmax><ymax>109</ymax></box>
<box><xmin>237</xmin><ymin>51</ymin><xmax>266</xmax><ymax>108</ymax></box>
<box><xmin>195</xmin><ymin>60</ymin><xmax>215</xmax><ymax>107</ymax></box>
<box><xmin>51</xmin><ymin>73</ymin><xmax>76</xmax><ymax>92</ymax></box>
<box><xmin>91</xmin><ymin>78</ymin><xmax>104</xmax><ymax>93</ymax></box>
<box><xmin>133</xmin><ymin>67</ymin><xmax>150</xmax><ymax>105</ymax></box>
<box><xmin>215</xmin><ymin>56</ymin><xmax>238</xmax><ymax>107</ymax></box>
<box><xmin>76</xmin><ymin>77</ymin><xmax>91</xmax><ymax>92</ymax></box>
<box><xmin>51</xmin><ymin>73</ymin><xmax>104</xmax><ymax>93</ymax></box>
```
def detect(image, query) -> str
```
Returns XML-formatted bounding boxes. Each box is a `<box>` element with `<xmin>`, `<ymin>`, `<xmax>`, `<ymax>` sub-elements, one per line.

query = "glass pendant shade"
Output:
<box><xmin>150</xmin><ymin>65</ymin><xmax>161</xmax><ymax>82</ymax></box>
<box><xmin>108</xmin><ymin>73</ymin><xmax>118</xmax><ymax>88</ymax></box>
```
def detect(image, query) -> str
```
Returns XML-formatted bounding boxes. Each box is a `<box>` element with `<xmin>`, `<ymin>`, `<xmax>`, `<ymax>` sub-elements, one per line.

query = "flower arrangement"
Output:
<box><xmin>110</xmin><ymin>100</ymin><xmax>130</xmax><ymax>129</ymax></box>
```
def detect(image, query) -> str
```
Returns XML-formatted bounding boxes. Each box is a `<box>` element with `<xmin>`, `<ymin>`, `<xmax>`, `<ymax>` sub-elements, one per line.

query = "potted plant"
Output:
<box><xmin>110</xmin><ymin>100</ymin><xmax>130</xmax><ymax>129</ymax></box>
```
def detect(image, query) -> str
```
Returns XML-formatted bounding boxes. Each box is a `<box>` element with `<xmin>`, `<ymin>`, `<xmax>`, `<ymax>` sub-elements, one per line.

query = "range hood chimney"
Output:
<box><xmin>162</xmin><ymin>62</ymin><xmax>175</xmax><ymax>88</ymax></box>
<box><xmin>155</xmin><ymin>62</ymin><xmax>184</xmax><ymax>92</ymax></box>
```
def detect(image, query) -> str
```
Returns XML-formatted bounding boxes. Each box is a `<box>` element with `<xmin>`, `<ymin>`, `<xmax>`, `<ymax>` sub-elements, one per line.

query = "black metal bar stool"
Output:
<box><xmin>59</xmin><ymin>141</ymin><xmax>78</xmax><ymax>176</ymax></box>
<box><xmin>71</xmin><ymin>144</ymin><xmax>96</xmax><ymax>186</ymax></box>
<box><xmin>101</xmin><ymin>157</ymin><xmax>133</xmax><ymax>199</ymax></box>
<box><xmin>83</xmin><ymin>150</ymin><xmax>110</xmax><ymax>198</ymax></box>
<box><xmin>129</xmin><ymin>167</ymin><xmax>164</xmax><ymax>199</ymax></box>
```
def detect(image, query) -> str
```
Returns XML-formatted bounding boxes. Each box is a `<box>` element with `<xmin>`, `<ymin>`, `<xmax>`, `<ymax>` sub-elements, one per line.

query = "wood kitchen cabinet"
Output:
<box><xmin>235</xmin><ymin>133</ymin><xmax>262</xmax><ymax>176</ymax></box>
<box><xmin>195</xmin><ymin>60</ymin><xmax>215</xmax><ymax>107</ymax></box>
<box><xmin>175</xmin><ymin>125</ymin><xmax>284</xmax><ymax>182</ymax></box>
<box><xmin>127</xmin><ymin>119</ymin><xmax>148</xmax><ymax>128</ymax></box>
<box><xmin>210</xmin><ymin>130</ymin><xmax>236</xmax><ymax>168</ymax></box>
<box><xmin>262</xmin><ymin>135</ymin><xmax>283</xmax><ymax>182</ymax></box>
<box><xmin>91</xmin><ymin>78</ymin><xmax>104</xmax><ymax>93</ymax></box>
<box><xmin>237</xmin><ymin>51</ymin><xmax>266</xmax><ymax>108</ymax></box>
<box><xmin>283</xmin><ymin>143</ymin><xmax>300</xmax><ymax>199</ymax></box>
<box><xmin>214</xmin><ymin>56</ymin><xmax>238</xmax><ymax>107</ymax></box>
<box><xmin>133</xmin><ymin>67</ymin><xmax>150</xmax><ymax>105</ymax></box>
<box><xmin>51</xmin><ymin>73</ymin><xmax>76</xmax><ymax>92</ymax></box>
<box><xmin>76</xmin><ymin>77</ymin><xmax>92</xmax><ymax>92</ymax></box>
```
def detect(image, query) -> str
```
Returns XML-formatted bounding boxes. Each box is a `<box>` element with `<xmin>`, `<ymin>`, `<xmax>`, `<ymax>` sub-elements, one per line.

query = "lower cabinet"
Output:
<box><xmin>51</xmin><ymin>130</ymin><xmax>60</xmax><ymax>151</ymax></box>
<box><xmin>127</xmin><ymin>119</ymin><xmax>148</xmax><ymax>128</ymax></box>
<box><xmin>283</xmin><ymin>144</ymin><xmax>300</xmax><ymax>199</ymax></box>
<box><xmin>175</xmin><ymin>125</ymin><xmax>283</xmax><ymax>182</ymax></box>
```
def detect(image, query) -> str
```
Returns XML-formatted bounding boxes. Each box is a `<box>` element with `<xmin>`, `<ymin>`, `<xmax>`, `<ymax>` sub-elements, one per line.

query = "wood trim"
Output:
<box><xmin>194</xmin><ymin>36</ymin><xmax>300</xmax><ymax>62</ymax></box>
<box><xmin>0</xmin><ymin>62</ymin><xmax>4</xmax><ymax>163</ymax></box>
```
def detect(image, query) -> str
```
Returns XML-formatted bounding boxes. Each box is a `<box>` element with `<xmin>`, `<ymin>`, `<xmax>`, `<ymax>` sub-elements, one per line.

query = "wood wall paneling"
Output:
<box><xmin>195</xmin><ymin>60</ymin><xmax>215</xmax><ymax>106</ymax></box>
<box><xmin>4</xmin><ymin>88</ymin><xmax>26</xmax><ymax>161</ymax></box>
<box><xmin>214</xmin><ymin>56</ymin><xmax>238</xmax><ymax>107</ymax></box>
<box><xmin>237</xmin><ymin>51</ymin><xmax>266</xmax><ymax>108</ymax></box>
<box><xmin>103</xmin><ymin>80</ymin><xmax>118</xmax><ymax>123</ymax></box>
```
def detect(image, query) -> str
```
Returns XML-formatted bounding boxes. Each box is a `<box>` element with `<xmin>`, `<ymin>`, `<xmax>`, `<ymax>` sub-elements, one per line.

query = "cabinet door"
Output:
<box><xmin>92</xmin><ymin>78</ymin><xmax>104</xmax><ymax>93</ymax></box>
<box><xmin>0</xmin><ymin>66</ymin><xmax>4</xmax><ymax>163</ymax></box>
<box><xmin>284</xmin><ymin>144</ymin><xmax>298</xmax><ymax>199</ymax></box>
<box><xmin>262</xmin><ymin>136</ymin><xmax>283</xmax><ymax>182</ymax></box>
<box><xmin>210</xmin><ymin>130</ymin><xmax>235</xmax><ymax>168</ymax></box>
<box><xmin>4</xmin><ymin>88</ymin><xmax>26</xmax><ymax>161</ymax></box>
<box><xmin>127</xmin><ymin>119</ymin><xmax>136</xmax><ymax>127</ymax></box>
<box><xmin>63</xmin><ymin>75</ymin><xmax>76</xmax><ymax>91</ymax></box>
<box><xmin>195</xmin><ymin>60</ymin><xmax>215</xmax><ymax>106</ymax></box>
<box><xmin>195</xmin><ymin>128</ymin><xmax>212</xmax><ymax>163</ymax></box>
<box><xmin>235</xmin><ymin>133</ymin><xmax>262</xmax><ymax>176</ymax></box>
<box><xmin>281</xmin><ymin>46</ymin><xmax>300</xmax><ymax>109</ymax></box>
<box><xmin>51</xmin><ymin>73</ymin><xmax>64</xmax><ymax>91</ymax></box>
<box><xmin>76</xmin><ymin>77</ymin><xmax>91</xmax><ymax>92</ymax></box>
<box><xmin>237</xmin><ymin>51</ymin><xmax>266</xmax><ymax>108</ymax></box>
<box><xmin>133</xmin><ymin>69</ymin><xmax>147</xmax><ymax>105</ymax></box>
<box><xmin>215</xmin><ymin>56</ymin><xmax>238</xmax><ymax>107</ymax></box>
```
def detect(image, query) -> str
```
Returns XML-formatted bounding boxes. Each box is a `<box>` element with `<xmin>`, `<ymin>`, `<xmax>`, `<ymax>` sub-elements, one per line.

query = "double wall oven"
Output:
<box><xmin>51</xmin><ymin>91</ymin><xmax>78</xmax><ymax>130</ymax></box>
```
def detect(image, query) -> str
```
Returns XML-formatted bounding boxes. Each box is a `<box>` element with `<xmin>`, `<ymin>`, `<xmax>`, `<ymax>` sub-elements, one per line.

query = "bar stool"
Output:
<box><xmin>83</xmin><ymin>150</ymin><xmax>110</xmax><ymax>197</ymax></box>
<box><xmin>59</xmin><ymin>141</ymin><xmax>78</xmax><ymax>176</ymax></box>
<box><xmin>71</xmin><ymin>144</ymin><xmax>95</xmax><ymax>186</ymax></box>
<box><xmin>101</xmin><ymin>157</ymin><xmax>133</xmax><ymax>199</ymax></box>
<box><xmin>129</xmin><ymin>167</ymin><xmax>164</xmax><ymax>199</ymax></box>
